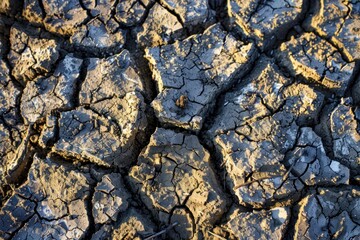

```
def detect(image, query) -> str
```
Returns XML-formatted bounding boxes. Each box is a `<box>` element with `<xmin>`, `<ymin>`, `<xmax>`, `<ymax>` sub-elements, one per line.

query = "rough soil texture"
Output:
<box><xmin>0</xmin><ymin>0</ymin><xmax>359</xmax><ymax>239</ymax></box>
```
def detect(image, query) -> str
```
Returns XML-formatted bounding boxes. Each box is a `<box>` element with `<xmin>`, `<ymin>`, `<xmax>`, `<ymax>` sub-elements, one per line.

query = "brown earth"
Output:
<box><xmin>0</xmin><ymin>0</ymin><xmax>360</xmax><ymax>239</ymax></box>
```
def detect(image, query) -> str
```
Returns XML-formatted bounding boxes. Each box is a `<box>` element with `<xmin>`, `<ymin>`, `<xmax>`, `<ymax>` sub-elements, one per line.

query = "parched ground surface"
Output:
<box><xmin>0</xmin><ymin>0</ymin><xmax>360</xmax><ymax>239</ymax></box>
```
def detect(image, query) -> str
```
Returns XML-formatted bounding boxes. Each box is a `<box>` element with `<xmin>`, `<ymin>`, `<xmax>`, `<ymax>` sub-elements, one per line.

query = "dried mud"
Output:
<box><xmin>0</xmin><ymin>0</ymin><xmax>360</xmax><ymax>239</ymax></box>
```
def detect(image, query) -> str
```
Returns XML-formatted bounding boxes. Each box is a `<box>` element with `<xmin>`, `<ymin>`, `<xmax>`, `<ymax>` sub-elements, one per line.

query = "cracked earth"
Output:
<box><xmin>0</xmin><ymin>0</ymin><xmax>359</xmax><ymax>239</ymax></box>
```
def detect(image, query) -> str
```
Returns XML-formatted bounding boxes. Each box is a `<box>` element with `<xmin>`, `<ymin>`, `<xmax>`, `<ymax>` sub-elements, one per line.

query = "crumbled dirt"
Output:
<box><xmin>0</xmin><ymin>0</ymin><xmax>360</xmax><ymax>239</ymax></box>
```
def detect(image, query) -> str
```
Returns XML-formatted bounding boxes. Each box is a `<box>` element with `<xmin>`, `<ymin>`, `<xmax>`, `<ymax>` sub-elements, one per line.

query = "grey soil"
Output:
<box><xmin>0</xmin><ymin>0</ymin><xmax>359</xmax><ymax>239</ymax></box>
